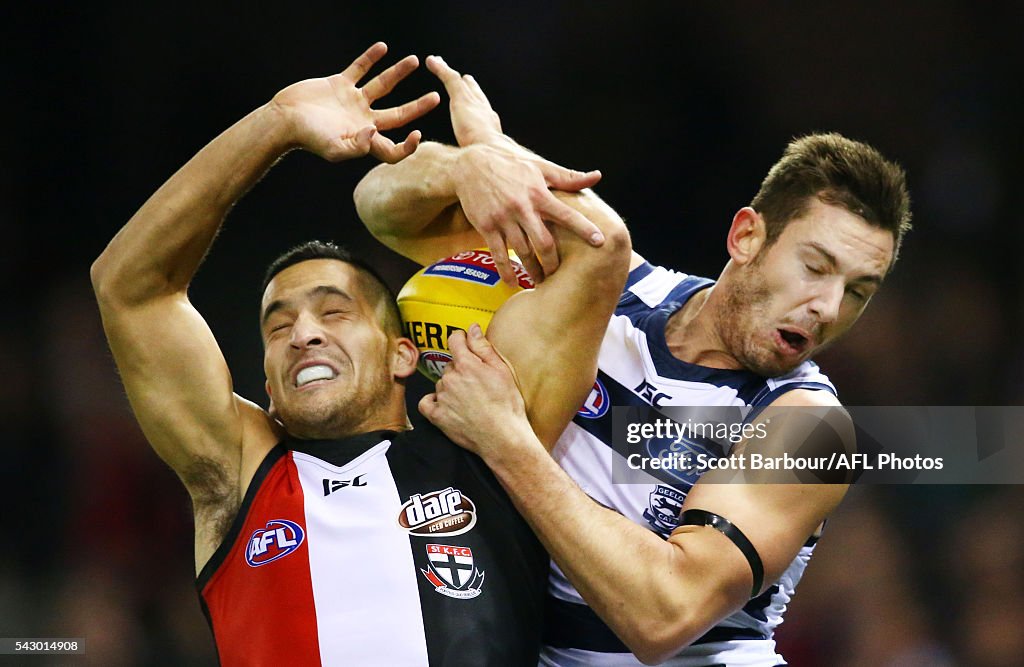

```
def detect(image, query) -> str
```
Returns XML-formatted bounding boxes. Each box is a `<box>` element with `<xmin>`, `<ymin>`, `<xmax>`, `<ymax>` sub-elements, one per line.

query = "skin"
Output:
<box><xmin>91</xmin><ymin>43</ymin><xmax>440</xmax><ymax>572</ymax></box>
<box><xmin>352</xmin><ymin>50</ymin><xmax>897</xmax><ymax>664</ymax></box>
<box><xmin>92</xmin><ymin>41</ymin><xmax>630</xmax><ymax>580</ymax></box>
<box><xmin>665</xmin><ymin>199</ymin><xmax>894</xmax><ymax>376</ymax></box>
<box><xmin>260</xmin><ymin>259</ymin><xmax>418</xmax><ymax>440</ymax></box>
<box><xmin>420</xmin><ymin>206</ymin><xmax>891</xmax><ymax>663</ymax></box>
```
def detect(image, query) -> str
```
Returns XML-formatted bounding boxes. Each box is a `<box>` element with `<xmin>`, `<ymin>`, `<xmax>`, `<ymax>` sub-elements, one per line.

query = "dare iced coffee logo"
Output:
<box><xmin>398</xmin><ymin>487</ymin><xmax>477</xmax><ymax>536</ymax></box>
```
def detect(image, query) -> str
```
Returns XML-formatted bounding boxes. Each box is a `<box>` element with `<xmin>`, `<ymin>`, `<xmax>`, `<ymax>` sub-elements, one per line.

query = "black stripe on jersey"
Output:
<box><xmin>284</xmin><ymin>429</ymin><xmax>400</xmax><ymax>465</ymax></box>
<box><xmin>386</xmin><ymin>413</ymin><xmax>547</xmax><ymax>666</ymax></box>
<box><xmin>544</xmin><ymin>596</ymin><xmax>766</xmax><ymax>653</ymax></box>
<box><xmin>196</xmin><ymin>444</ymin><xmax>288</xmax><ymax>592</ymax></box>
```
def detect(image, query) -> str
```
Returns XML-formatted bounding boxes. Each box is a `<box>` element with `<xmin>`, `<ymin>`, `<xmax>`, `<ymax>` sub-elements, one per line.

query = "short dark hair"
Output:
<box><xmin>261</xmin><ymin>240</ymin><xmax>403</xmax><ymax>337</ymax></box>
<box><xmin>751</xmin><ymin>133</ymin><xmax>912</xmax><ymax>263</ymax></box>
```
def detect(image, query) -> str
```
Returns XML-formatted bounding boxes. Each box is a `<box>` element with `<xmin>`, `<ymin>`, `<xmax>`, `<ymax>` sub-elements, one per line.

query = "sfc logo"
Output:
<box><xmin>421</xmin><ymin>544</ymin><xmax>485</xmax><ymax>599</ymax></box>
<box><xmin>642</xmin><ymin>485</ymin><xmax>686</xmax><ymax>537</ymax></box>
<box><xmin>398</xmin><ymin>487</ymin><xmax>477</xmax><ymax>536</ymax></box>
<box><xmin>577</xmin><ymin>378</ymin><xmax>610</xmax><ymax>419</ymax></box>
<box><xmin>246</xmin><ymin>519</ymin><xmax>305</xmax><ymax>567</ymax></box>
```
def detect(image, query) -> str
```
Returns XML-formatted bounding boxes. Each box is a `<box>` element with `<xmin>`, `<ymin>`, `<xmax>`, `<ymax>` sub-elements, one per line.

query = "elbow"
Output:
<box><xmin>619</xmin><ymin>605</ymin><xmax>705</xmax><ymax>665</ymax></box>
<box><xmin>353</xmin><ymin>165</ymin><xmax>387</xmax><ymax>235</ymax></box>
<box><xmin>588</xmin><ymin>213</ymin><xmax>631</xmax><ymax>284</ymax></box>
<box><xmin>629</xmin><ymin>636</ymin><xmax>687</xmax><ymax>666</ymax></box>
<box><xmin>90</xmin><ymin>252</ymin><xmax>115</xmax><ymax>302</ymax></box>
<box><xmin>601</xmin><ymin>216</ymin><xmax>632</xmax><ymax>269</ymax></box>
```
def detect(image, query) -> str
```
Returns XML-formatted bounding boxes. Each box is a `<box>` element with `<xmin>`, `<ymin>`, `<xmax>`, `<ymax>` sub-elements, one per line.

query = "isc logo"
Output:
<box><xmin>246</xmin><ymin>519</ymin><xmax>305</xmax><ymax>567</ymax></box>
<box><xmin>398</xmin><ymin>487</ymin><xmax>477</xmax><ymax>536</ymax></box>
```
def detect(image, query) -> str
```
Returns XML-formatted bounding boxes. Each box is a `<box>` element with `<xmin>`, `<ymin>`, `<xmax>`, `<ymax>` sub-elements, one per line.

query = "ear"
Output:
<box><xmin>726</xmin><ymin>207</ymin><xmax>767</xmax><ymax>265</ymax></box>
<box><xmin>391</xmin><ymin>337</ymin><xmax>420</xmax><ymax>379</ymax></box>
<box><xmin>265</xmin><ymin>381</ymin><xmax>279</xmax><ymax>419</ymax></box>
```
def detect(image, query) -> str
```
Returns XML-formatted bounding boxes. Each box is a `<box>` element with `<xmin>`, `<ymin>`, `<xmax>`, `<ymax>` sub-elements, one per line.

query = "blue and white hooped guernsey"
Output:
<box><xmin>541</xmin><ymin>262</ymin><xmax>837</xmax><ymax>667</ymax></box>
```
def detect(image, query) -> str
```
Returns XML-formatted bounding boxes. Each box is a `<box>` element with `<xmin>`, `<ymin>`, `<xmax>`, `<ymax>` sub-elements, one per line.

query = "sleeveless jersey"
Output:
<box><xmin>542</xmin><ymin>262</ymin><xmax>837</xmax><ymax>667</ymax></box>
<box><xmin>197</xmin><ymin>415</ymin><xmax>548</xmax><ymax>667</ymax></box>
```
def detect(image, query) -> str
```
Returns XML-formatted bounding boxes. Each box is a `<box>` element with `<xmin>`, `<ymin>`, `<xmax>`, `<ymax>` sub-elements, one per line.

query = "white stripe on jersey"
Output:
<box><xmin>293</xmin><ymin>443</ymin><xmax>430</xmax><ymax>666</ymax></box>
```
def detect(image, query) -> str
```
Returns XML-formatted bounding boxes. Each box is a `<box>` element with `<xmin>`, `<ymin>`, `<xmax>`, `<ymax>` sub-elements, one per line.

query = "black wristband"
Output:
<box><xmin>679</xmin><ymin>509</ymin><xmax>764</xmax><ymax>599</ymax></box>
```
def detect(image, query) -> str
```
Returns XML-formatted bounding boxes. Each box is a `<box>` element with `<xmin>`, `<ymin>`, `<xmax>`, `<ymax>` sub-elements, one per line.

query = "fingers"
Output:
<box><xmin>518</xmin><ymin>209</ymin><xmax>558</xmax><ymax>277</ymax></box>
<box><xmin>487</xmin><ymin>237</ymin><xmax>518</xmax><ymax>287</ymax></box>
<box><xmin>538</xmin><ymin>195</ymin><xmax>606</xmax><ymax>246</ymax></box>
<box><xmin>504</xmin><ymin>225</ymin><xmax>544</xmax><ymax>284</ymax></box>
<box><xmin>538</xmin><ymin>160</ymin><xmax>602</xmax><ymax>192</ymax></box>
<box><xmin>372</xmin><ymin>91</ymin><xmax>441</xmax><ymax>130</ymax></box>
<box><xmin>447</xmin><ymin>328</ymin><xmax>472</xmax><ymax>361</ymax></box>
<box><xmin>462</xmin><ymin>74</ymin><xmax>491</xmax><ymax>103</ymax></box>
<box><xmin>425</xmin><ymin>54</ymin><xmax>463</xmax><ymax>90</ymax></box>
<box><xmin>369</xmin><ymin>130</ymin><xmax>421</xmax><ymax>164</ymax></box>
<box><xmin>418</xmin><ymin>392</ymin><xmax>438</xmax><ymax>420</ymax></box>
<box><xmin>342</xmin><ymin>42</ymin><xmax>388</xmax><ymax>83</ymax></box>
<box><xmin>362</xmin><ymin>54</ymin><xmax>420</xmax><ymax>101</ymax></box>
<box><xmin>331</xmin><ymin>126</ymin><xmax>377</xmax><ymax>160</ymax></box>
<box><xmin>517</xmin><ymin>241</ymin><xmax>546</xmax><ymax>285</ymax></box>
<box><xmin>465</xmin><ymin>323</ymin><xmax>500</xmax><ymax>364</ymax></box>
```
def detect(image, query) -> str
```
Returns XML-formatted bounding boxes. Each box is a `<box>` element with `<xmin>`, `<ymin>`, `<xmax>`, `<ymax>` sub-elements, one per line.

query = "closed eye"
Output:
<box><xmin>805</xmin><ymin>264</ymin><xmax>825</xmax><ymax>276</ymax></box>
<box><xmin>845</xmin><ymin>287</ymin><xmax>868</xmax><ymax>302</ymax></box>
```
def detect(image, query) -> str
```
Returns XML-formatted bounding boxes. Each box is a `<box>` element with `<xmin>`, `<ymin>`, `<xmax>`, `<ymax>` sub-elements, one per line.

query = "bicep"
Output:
<box><xmin>370</xmin><ymin>204</ymin><xmax>487</xmax><ymax>267</ymax></box>
<box><xmin>98</xmin><ymin>294</ymin><xmax>245</xmax><ymax>483</ymax></box>
<box><xmin>486</xmin><ymin>191</ymin><xmax>630</xmax><ymax>447</ymax></box>
<box><xmin>678</xmin><ymin>391</ymin><xmax>851</xmax><ymax>591</ymax></box>
<box><xmin>678</xmin><ymin>481</ymin><xmax>846</xmax><ymax>593</ymax></box>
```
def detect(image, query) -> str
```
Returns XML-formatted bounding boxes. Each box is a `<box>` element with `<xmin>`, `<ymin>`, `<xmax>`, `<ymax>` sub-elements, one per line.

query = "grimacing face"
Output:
<box><xmin>260</xmin><ymin>259</ymin><xmax>406</xmax><ymax>439</ymax></box>
<box><xmin>720</xmin><ymin>199</ymin><xmax>895</xmax><ymax>377</ymax></box>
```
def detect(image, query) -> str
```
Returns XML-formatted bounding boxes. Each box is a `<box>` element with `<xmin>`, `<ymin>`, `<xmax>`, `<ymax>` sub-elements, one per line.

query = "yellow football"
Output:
<box><xmin>397</xmin><ymin>249</ymin><xmax>533</xmax><ymax>381</ymax></box>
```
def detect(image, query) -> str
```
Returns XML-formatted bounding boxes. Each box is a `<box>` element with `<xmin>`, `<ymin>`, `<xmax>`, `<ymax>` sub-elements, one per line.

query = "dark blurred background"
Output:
<box><xmin>2</xmin><ymin>2</ymin><xmax>1021</xmax><ymax>665</ymax></box>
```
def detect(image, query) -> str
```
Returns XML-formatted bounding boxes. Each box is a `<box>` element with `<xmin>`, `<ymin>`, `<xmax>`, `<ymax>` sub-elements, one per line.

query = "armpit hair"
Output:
<box><xmin>181</xmin><ymin>455</ymin><xmax>240</xmax><ymax>543</ymax></box>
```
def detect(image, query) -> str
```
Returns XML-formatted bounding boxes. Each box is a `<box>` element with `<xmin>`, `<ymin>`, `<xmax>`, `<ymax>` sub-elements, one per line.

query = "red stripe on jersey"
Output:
<box><xmin>201</xmin><ymin>453</ymin><xmax>322</xmax><ymax>666</ymax></box>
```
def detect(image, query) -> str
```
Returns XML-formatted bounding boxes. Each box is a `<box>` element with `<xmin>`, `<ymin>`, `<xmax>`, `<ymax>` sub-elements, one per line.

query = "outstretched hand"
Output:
<box><xmin>419</xmin><ymin>325</ymin><xmax>537</xmax><ymax>463</ymax></box>
<box><xmin>425</xmin><ymin>55</ymin><xmax>606</xmax><ymax>285</ymax></box>
<box><xmin>271</xmin><ymin>42</ymin><xmax>441</xmax><ymax>164</ymax></box>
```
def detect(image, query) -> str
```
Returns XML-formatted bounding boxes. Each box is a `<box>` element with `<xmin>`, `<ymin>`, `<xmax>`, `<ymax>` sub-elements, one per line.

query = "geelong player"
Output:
<box><xmin>91</xmin><ymin>43</ymin><xmax>630</xmax><ymax>666</ymax></box>
<box><xmin>356</xmin><ymin>56</ymin><xmax>911</xmax><ymax>666</ymax></box>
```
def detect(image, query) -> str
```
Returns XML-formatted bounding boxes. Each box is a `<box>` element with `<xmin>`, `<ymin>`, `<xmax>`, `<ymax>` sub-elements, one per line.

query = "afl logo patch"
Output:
<box><xmin>577</xmin><ymin>379</ymin><xmax>610</xmax><ymax>419</ymax></box>
<box><xmin>398</xmin><ymin>487</ymin><xmax>477</xmax><ymax>537</ymax></box>
<box><xmin>246</xmin><ymin>519</ymin><xmax>305</xmax><ymax>567</ymax></box>
<box><xmin>420</xmin><ymin>350</ymin><xmax>452</xmax><ymax>380</ymax></box>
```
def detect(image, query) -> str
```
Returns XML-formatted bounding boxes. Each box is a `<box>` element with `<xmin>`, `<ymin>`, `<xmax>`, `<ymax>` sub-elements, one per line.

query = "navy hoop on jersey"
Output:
<box><xmin>542</xmin><ymin>262</ymin><xmax>836</xmax><ymax>667</ymax></box>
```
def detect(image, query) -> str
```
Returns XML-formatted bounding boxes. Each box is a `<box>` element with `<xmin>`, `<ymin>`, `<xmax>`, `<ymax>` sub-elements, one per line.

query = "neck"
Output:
<box><xmin>663</xmin><ymin>284</ymin><xmax>743</xmax><ymax>370</ymax></box>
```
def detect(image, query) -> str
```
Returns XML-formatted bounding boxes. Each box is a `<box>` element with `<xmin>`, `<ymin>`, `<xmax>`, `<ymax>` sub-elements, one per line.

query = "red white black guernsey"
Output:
<box><xmin>197</xmin><ymin>414</ymin><xmax>548</xmax><ymax>666</ymax></box>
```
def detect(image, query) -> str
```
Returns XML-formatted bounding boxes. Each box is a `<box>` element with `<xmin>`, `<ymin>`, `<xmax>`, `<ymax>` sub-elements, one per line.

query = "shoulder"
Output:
<box><xmin>617</xmin><ymin>257</ymin><xmax>714</xmax><ymax>327</ymax></box>
<box><xmin>768</xmin><ymin>386</ymin><xmax>842</xmax><ymax>408</ymax></box>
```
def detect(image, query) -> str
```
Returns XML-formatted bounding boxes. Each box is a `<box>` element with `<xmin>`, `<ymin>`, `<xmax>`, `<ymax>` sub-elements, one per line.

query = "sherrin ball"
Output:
<box><xmin>397</xmin><ymin>249</ymin><xmax>533</xmax><ymax>381</ymax></box>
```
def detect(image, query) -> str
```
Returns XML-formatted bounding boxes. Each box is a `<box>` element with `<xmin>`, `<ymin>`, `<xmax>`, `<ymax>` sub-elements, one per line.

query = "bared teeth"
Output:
<box><xmin>296</xmin><ymin>365</ymin><xmax>335</xmax><ymax>387</ymax></box>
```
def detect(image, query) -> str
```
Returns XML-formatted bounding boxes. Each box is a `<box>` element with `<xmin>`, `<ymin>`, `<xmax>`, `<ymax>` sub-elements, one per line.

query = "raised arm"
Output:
<box><xmin>90</xmin><ymin>43</ymin><xmax>438</xmax><ymax>568</ymax></box>
<box><xmin>391</xmin><ymin>57</ymin><xmax>630</xmax><ymax>445</ymax></box>
<box><xmin>354</xmin><ymin>56</ymin><xmax>611</xmax><ymax>285</ymax></box>
<box><xmin>422</xmin><ymin>333</ymin><xmax>850</xmax><ymax>664</ymax></box>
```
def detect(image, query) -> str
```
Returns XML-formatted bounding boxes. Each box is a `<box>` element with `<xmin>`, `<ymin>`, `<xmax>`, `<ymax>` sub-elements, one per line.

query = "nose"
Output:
<box><xmin>289</xmin><ymin>312</ymin><xmax>326</xmax><ymax>349</ymax></box>
<box><xmin>808</xmin><ymin>280</ymin><xmax>844</xmax><ymax>324</ymax></box>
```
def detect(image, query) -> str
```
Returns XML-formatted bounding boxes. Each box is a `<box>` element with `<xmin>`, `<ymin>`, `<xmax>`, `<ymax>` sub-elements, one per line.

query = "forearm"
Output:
<box><xmin>354</xmin><ymin>141</ymin><xmax>461</xmax><ymax>242</ymax></box>
<box><xmin>486</xmin><ymin>430</ymin><xmax>737</xmax><ymax>663</ymax></box>
<box><xmin>91</xmin><ymin>103</ymin><xmax>294</xmax><ymax>304</ymax></box>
